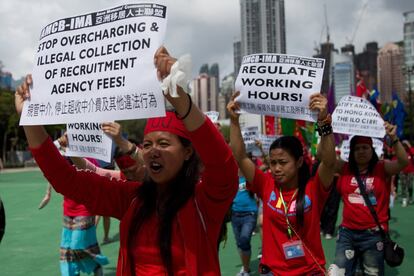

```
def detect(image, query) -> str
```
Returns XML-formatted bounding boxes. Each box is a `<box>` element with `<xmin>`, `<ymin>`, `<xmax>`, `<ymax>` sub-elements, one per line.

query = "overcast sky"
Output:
<box><xmin>0</xmin><ymin>0</ymin><xmax>412</xmax><ymax>80</ymax></box>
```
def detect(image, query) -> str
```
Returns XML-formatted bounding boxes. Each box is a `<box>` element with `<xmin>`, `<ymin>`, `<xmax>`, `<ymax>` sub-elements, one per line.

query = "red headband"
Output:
<box><xmin>144</xmin><ymin>111</ymin><xmax>190</xmax><ymax>140</ymax></box>
<box><xmin>115</xmin><ymin>155</ymin><xmax>136</xmax><ymax>169</ymax></box>
<box><xmin>353</xmin><ymin>136</ymin><xmax>373</xmax><ymax>146</ymax></box>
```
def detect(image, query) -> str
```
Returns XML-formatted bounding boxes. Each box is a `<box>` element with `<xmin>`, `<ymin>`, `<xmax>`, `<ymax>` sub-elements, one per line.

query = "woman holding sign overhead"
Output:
<box><xmin>15</xmin><ymin>47</ymin><xmax>238</xmax><ymax>276</ymax></box>
<box><xmin>228</xmin><ymin>91</ymin><xmax>336</xmax><ymax>275</ymax></box>
<box><xmin>330</xmin><ymin>129</ymin><xmax>408</xmax><ymax>276</ymax></box>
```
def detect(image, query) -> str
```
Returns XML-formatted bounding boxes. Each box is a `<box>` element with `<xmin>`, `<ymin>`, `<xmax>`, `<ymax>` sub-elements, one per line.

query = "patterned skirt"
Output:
<box><xmin>60</xmin><ymin>216</ymin><xmax>109</xmax><ymax>276</ymax></box>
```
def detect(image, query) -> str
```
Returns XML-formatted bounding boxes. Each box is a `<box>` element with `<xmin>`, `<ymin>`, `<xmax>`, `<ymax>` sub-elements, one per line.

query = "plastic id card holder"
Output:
<box><xmin>282</xmin><ymin>240</ymin><xmax>305</xmax><ymax>259</ymax></box>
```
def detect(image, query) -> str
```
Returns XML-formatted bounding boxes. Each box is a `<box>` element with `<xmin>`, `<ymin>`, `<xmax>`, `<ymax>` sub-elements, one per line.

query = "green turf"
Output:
<box><xmin>0</xmin><ymin>170</ymin><xmax>413</xmax><ymax>275</ymax></box>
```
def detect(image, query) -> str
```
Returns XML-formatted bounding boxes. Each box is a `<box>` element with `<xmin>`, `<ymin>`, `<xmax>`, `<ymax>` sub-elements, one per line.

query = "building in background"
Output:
<box><xmin>377</xmin><ymin>42</ymin><xmax>405</xmax><ymax>103</ymax></box>
<box><xmin>333</xmin><ymin>52</ymin><xmax>355</xmax><ymax>104</ymax></box>
<box><xmin>219</xmin><ymin>74</ymin><xmax>235</xmax><ymax>120</ymax></box>
<box><xmin>0</xmin><ymin>71</ymin><xmax>13</xmax><ymax>90</ymax></box>
<box><xmin>233</xmin><ymin>40</ymin><xmax>242</xmax><ymax>77</ymax></box>
<box><xmin>354</xmin><ymin>42</ymin><xmax>379</xmax><ymax>91</ymax></box>
<box><xmin>404</xmin><ymin>11</ymin><xmax>414</xmax><ymax>89</ymax></box>
<box><xmin>192</xmin><ymin>73</ymin><xmax>218</xmax><ymax>114</ymax></box>
<box><xmin>314</xmin><ymin>42</ymin><xmax>337</xmax><ymax>95</ymax></box>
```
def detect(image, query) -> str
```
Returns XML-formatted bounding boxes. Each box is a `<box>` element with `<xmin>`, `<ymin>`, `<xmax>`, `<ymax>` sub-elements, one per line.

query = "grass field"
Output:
<box><xmin>0</xmin><ymin>169</ymin><xmax>413</xmax><ymax>275</ymax></box>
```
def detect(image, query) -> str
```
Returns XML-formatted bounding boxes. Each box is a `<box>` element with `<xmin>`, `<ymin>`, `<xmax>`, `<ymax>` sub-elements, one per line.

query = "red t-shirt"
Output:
<box><xmin>337</xmin><ymin>161</ymin><xmax>390</xmax><ymax>231</ymax></box>
<box><xmin>132</xmin><ymin>214</ymin><xmax>188</xmax><ymax>275</ymax></box>
<box><xmin>402</xmin><ymin>147</ymin><xmax>414</xmax><ymax>173</ymax></box>
<box><xmin>248</xmin><ymin>168</ymin><xmax>330</xmax><ymax>275</ymax></box>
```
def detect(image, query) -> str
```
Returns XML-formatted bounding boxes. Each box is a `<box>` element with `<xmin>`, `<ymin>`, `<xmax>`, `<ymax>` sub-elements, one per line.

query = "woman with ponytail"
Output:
<box><xmin>228</xmin><ymin>91</ymin><xmax>336</xmax><ymax>275</ymax></box>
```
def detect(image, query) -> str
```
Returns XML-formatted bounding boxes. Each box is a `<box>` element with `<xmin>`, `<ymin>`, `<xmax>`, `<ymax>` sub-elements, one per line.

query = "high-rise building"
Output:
<box><xmin>191</xmin><ymin>73</ymin><xmax>218</xmax><ymax>113</ymax></box>
<box><xmin>377</xmin><ymin>42</ymin><xmax>405</xmax><ymax>103</ymax></box>
<box><xmin>219</xmin><ymin>74</ymin><xmax>235</xmax><ymax>119</ymax></box>
<box><xmin>332</xmin><ymin>53</ymin><xmax>355</xmax><ymax>104</ymax></box>
<box><xmin>403</xmin><ymin>11</ymin><xmax>414</xmax><ymax>92</ymax></box>
<box><xmin>0</xmin><ymin>71</ymin><xmax>13</xmax><ymax>90</ymax></box>
<box><xmin>199</xmin><ymin>64</ymin><xmax>209</xmax><ymax>75</ymax></box>
<box><xmin>355</xmin><ymin>42</ymin><xmax>379</xmax><ymax>91</ymax></box>
<box><xmin>233</xmin><ymin>40</ymin><xmax>242</xmax><ymax>77</ymax></box>
<box><xmin>239</xmin><ymin>0</ymin><xmax>286</xmax><ymax>56</ymax></box>
<box><xmin>314</xmin><ymin>42</ymin><xmax>337</xmax><ymax>95</ymax></box>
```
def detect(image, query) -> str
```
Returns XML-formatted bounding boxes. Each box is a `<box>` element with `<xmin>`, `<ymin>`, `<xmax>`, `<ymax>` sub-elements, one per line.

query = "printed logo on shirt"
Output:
<box><xmin>348</xmin><ymin>176</ymin><xmax>377</xmax><ymax>206</ymax></box>
<box><xmin>266</xmin><ymin>191</ymin><xmax>312</xmax><ymax>215</ymax></box>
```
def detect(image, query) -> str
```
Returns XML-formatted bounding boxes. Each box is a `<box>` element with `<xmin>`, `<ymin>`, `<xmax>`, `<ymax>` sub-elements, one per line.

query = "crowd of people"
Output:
<box><xmin>11</xmin><ymin>46</ymin><xmax>412</xmax><ymax>276</ymax></box>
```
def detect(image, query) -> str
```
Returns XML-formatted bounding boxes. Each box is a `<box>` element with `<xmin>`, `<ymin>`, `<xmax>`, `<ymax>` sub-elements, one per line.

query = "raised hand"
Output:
<box><xmin>227</xmin><ymin>91</ymin><xmax>241</xmax><ymax>122</ymax></box>
<box><xmin>15</xmin><ymin>74</ymin><xmax>32</xmax><ymax>115</ymax></box>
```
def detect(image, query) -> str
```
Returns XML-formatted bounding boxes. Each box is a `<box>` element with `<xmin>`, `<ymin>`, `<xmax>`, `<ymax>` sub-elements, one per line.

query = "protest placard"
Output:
<box><xmin>339</xmin><ymin>136</ymin><xmax>384</xmax><ymax>161</ymax></box>
<box><xmin>332</xmin><ymin>96</ymin><xmax>385</xmax><ymax>138</ymax></box>
<box><xmin>234</xmin><ymin>53</ymin><xmax>325</xmax><ymax>122</ymax></box>
<box><xmin>65</xmin><ymin>122</ymin><xmax>113</xmax><ymax>162</ymax></box>
<box><xmin>204</xmin><ymin>111</ymin><xmax>219</xmax><ymax>123</ymax></box>
<box><xmin>20</xmin><ymin>2</ymin><xmax>168</xmax><ymax>125</ymax></box>
<box><xmin>242</xmin><ymin>126</ymin><xmax>259</xmax><ymax>154</ymax></box>
<box><xmin>252</xmin><ymin>134</ymin><xmax>279</xmax><ymax>157</ymax></box>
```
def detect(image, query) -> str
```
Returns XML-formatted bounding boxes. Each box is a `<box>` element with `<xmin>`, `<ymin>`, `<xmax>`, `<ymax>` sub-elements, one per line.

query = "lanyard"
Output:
<box><xmin>279</xmin><ymin>188</ymin><xmax>298</xmax><ymax>239</ymax></box>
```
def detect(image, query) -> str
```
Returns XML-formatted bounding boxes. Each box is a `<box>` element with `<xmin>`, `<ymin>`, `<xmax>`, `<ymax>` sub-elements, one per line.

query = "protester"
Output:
<box><xmin>15</xmin><ymin>46</ymin><xmax>238</xmax><ymax>276</ymax></box>
<box><xmin>228</xmin><ymin>91</ymin><xmax>336</xmax><ymax>275</ymax></box>
<box><xmin>231</xmin><ymin>170</ymin><xmax>258</xmax><ymax>276</ymax></box>
<box><xmin>331</xmin><ymin>130</ymin><xmax>409</xmax><ymax>276</ymax></box>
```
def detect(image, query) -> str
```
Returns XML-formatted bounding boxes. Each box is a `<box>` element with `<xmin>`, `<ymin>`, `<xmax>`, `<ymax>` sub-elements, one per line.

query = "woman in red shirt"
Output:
<box><xmin>228</xmin><ymin>92</ymin><xmax>336</xmax><ymax>275</ymax></box>
<box><xmin>15</xmin><ymin>47</ymin><xmax>238</xmax><ymax>276</ymax></box>
<box><xmin>331</xmin><ymin>131</ymin><xmax>408</xmax><ymax>276</ymax></box>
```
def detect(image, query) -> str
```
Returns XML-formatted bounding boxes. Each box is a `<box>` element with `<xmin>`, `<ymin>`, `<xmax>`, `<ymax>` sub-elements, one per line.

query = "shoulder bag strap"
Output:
<box><xmin>354</xmin><ymin>174</ymin><xmax>387</xmax><ymax>240</ymax></box>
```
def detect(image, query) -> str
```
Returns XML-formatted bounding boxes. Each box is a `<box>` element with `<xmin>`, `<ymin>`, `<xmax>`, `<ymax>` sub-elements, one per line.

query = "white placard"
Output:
<box><xmin>20</xmin><ymin>2</ymin><xmax>168</xmax><ymax>125</ymax></box>
<box><xmin>234</xmin><ymin>53</ymin><xmax>325</xmax><ymax>122</ymax></box>
<box><xmin>65</xmin><ymin>122</ymin><xmax>113</xmax><ymax>162</ymax></box>
<box><xmin>340</xmin><ymin>137</ymin><xmax>384</xmax><ymax>161</ymax></box>
<box><xmin>332</xmin><ymin>96</ymin><xmax>385</xmax><ymax>138</ymax></box>
<box><xmin>252</xmin><ymin>134</ymin><xmax>279</xmax><ymax>157</ymax></box>
<box><xmin>242</xmin><ymin>126</ymin><xmax>259</xmax><ymax>153</ymax></box>
<box><xmin>204</xmin><ymin>111</ymin><xmax>219</xmax><ymax>123</ymax></box>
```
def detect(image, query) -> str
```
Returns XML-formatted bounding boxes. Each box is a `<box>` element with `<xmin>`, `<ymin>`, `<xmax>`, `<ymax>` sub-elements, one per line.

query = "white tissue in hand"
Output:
<box><xmin>160</xmin><ymin>54</ymin><xmax>192</xmax><ymax>97</ymax></box>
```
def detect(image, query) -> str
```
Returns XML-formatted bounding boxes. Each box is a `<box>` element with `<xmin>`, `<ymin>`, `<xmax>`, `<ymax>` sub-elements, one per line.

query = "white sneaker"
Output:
<box><xmin>236</xmin><ymin>267</ymin><xmax>250</xmax><ymax>276</ymax></box>
<box><xmin>402</xmin><ymin>198</ymin><xmax>408</xmax><ymax>207</ymax></box>
<box><xmin>325</xmin><ymin>234</ymin><xmax>333</xmax><ymax>240</ymax></box>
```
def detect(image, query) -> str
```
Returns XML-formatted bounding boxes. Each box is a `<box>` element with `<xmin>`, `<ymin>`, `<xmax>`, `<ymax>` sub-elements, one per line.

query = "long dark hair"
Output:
<box><xmin>348</xmin><ymin>136</ymin><xmax>379</xmax><ymax>176</ymax></box>
<box><xmin>269</xmin><ymin>136</ymin><xmax>310</xmax><ymax>227</ymax></box>
<box><xmin>128</xmin><ymin>136</ymin><xmax>201</xmax><ymax>276</ymax></box>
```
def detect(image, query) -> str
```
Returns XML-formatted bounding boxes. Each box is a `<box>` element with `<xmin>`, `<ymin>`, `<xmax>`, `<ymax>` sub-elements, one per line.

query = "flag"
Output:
<box><xmin>368</xmin><ymin>88</ymin><xmax>381</xmax><ymax>112</ymax></box>
<box><xmin>327</xmin><ymin>83</ymin><xmax>336</xmax><ymax>114</ymax></box>
<box><xmin>356</xmin><ymin>71</ymin><xmax>369</xmax><ymax>98</ymax></box>
<box><xmin>392</xmin><ymin>92</ymin><xmax>406</xmax><ymax>138</ymax></box>
<box><xmin>280</xmin><ymin>118</ymin><xmax>296</xmax><ymax>136</ymax></box>
<box><xmin>264</xmin><ymin>115</ymin><xmax>275</xmax><ymax>135</ymax></box>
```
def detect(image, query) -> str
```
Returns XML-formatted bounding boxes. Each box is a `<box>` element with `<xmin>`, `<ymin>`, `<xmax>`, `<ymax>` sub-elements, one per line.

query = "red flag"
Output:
<box><xmin>265</xmin><ymin>116</ymin><xmax>275</xmax><ymax>135</ymax></box>
<box><xmin>356</xmin><ymin>71</ymin><xmax>369</xmax><ymax>98</ymax></box>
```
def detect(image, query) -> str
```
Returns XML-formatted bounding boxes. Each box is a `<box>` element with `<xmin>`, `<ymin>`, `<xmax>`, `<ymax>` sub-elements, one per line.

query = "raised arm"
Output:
<box><xmin>310</xmin><ymin>93</ymin><xmax>336</xmax><ymax>189</ymax></box>
<box><xmin>227</xmin><ymin>91</ymin><xmax>256</xmax><ymax>183</ymax></box>
<box><xmin>384</xmin><ymin>122</ymin><xmax>409</xmax><ymax>176</ymax></box>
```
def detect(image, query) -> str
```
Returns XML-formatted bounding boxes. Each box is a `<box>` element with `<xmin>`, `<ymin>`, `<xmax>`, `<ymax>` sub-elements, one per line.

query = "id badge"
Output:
<box><xmin>282</xmin><ymin>240</ymin><xmax>305</xmax><ymax>259</ymax></box>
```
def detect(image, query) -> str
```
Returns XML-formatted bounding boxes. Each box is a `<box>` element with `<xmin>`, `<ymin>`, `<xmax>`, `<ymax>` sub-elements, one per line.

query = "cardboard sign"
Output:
<box><xmin>20</xmin><ymin>2</ymin><xmax>168</xmax><ymax>125</ymax></box>
<box><xmin>235</xmin><ymin>53</ymin><xmax>325</xmax><ymax>122</ymax></box>
<box><xmin>252</xmin><ymin>134</ymin><xmax>279</xmax><ymax>157</ymax></box>
<box><xmin>242</xmin><ymin>126</ymin><xmax>259</xmax><ymax>153</ymax></box>
<box><xmin>332</xmin><ymin>96</ymin><xmax>385</xmax><ymax>138</ymax></box>
<box><xmin>65</xmin><ymin>122</ymin><xmax>113</xmax><ymax>162</ymax></box>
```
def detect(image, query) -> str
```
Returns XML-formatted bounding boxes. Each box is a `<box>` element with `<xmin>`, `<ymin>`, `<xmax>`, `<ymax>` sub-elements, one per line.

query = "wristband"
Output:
<box><xmin>316</xmin><ymin>123</ymin><xmax>333</xmax><ymax>136</ymax></box>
